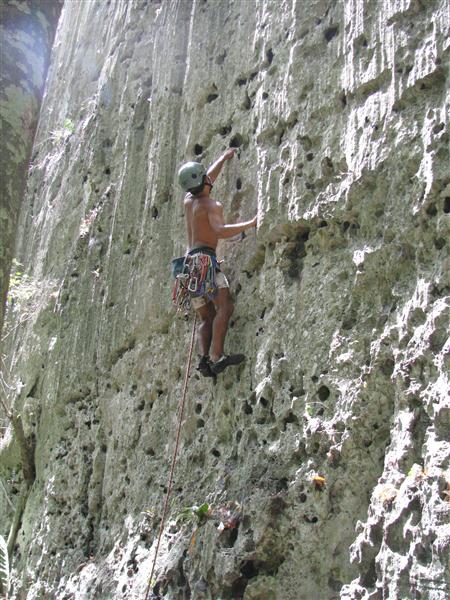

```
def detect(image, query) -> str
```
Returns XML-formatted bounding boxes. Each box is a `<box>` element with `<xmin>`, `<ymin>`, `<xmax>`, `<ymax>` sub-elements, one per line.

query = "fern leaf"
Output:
<box><xmin>0</xmin><ymin>534</ymin><xmax>9</xmax><ymax>597</ymax></box>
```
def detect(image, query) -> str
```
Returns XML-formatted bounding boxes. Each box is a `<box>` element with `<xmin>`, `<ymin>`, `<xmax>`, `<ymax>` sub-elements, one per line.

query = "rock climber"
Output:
<box><xmin>177</xmin><ymin>148</ymin><xmax>257</xmax><ymax>377</ymax></box>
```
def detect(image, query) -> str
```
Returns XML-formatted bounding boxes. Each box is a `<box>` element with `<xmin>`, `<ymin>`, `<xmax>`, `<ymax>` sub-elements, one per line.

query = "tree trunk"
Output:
<box><xmin>9</xmin><ymin>412</ymin><xmax>35</xmax><ymax>486</ymax></box>
<box><xmin>0</xmin><ymin>0</ymin><xmax>63</xmax><ymax>346</ymax></box>
<box><xmin>6</xmin><ymin>482</ymin><xmax>30</xmax><ymax>560</ymax></box>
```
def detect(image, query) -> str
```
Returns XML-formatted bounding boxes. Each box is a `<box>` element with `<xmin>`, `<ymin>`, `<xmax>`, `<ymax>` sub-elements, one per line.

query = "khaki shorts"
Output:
<box><xmin>191</xmin><ymin>271</ymin><xmax>229</xmax><ymax>309</ymax></box>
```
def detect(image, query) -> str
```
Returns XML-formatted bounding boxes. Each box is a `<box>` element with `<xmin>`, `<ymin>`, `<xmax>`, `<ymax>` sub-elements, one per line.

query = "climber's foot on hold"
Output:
<box><xmin>197</xmin><ymin>355</ymin><xmax>214</xmax><ymax>378</ymax></box>
<box><xmin>210</xmin><ymin>354</ymin><xmax>245</xmax><ymax>375</ymax></box>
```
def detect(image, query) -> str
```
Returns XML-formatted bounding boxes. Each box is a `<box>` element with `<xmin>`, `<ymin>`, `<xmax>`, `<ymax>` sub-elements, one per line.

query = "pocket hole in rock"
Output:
<box><xmin>324</xmin><ymin>26</ymin><xmax>339</xmax><ymax>42</ymax></box>
<box><xmin>317</xmin><ymin>385</ymin><xmax>330</xmax><ymax>401</ymax></box>
<box><xmin>240</xmin><ymin>560</ymin><xmax>259</xmax><ymax>579</ymax></box>
<box><xmin>230</xmin><ymin>134</ymin><xmax>243</xmax><ymax>148</ymax></box>
<box><xmin>244</xmin><ymin>401</ymin><xmax>253</xmax><ymax>415</ymax></box>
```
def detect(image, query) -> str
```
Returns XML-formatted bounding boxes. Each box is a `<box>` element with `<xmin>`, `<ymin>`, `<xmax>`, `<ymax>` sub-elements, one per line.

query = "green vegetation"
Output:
<box><xmin>177</xmin><ymin>502</ymin><xmax>211</xmax><ymax>525</ymax></box>
<box><xmin>50</xmin><ymin>118</ymin><xmax>75</xmax><ymax>144</ymax></box>
<box><xmin>7</xmin><ymin>260</ymin><xmax>35</xmax><ymax>306</ymax></box>
<box><xmin>5</xmin><ymin>260</ymin><xmax>57</xmax><ymax>327</ymax></box>
<box><xmin>177</xmin><ymin>500</ymin><xmax>242</xmax><ymax>533</ymax></box>
<box><xmin>5</xmin><ymin>260</ymin><xmax>42</xmax><ymax>336</ymax></box>
<box><xmin>0</xmin><ymin>534</ymin><xmax>9</xmax><ymax>598</ymax></box>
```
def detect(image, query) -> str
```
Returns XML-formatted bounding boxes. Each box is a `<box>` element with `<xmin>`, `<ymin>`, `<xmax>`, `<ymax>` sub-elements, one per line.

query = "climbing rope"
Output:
<box><xmin>144</xmin><ymin>313</ymin><xmax>197</xmax><ymax>600</ymax></box>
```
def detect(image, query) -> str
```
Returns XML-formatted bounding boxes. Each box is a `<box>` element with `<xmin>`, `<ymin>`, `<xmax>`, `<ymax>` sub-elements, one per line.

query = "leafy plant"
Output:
<box><xmin>178</xmin><ymin>501</ymin><xmax>242</xmax><ymax>533</ymax></box>
<box><xmin>8</xmin><ymin>259</ymin><xmax>24</xmax><ymax>289</ymax></box>
<box><xmin>6</xmin><ymin>261</ymin><xmax>35</xmax><ymax>307</ymax></box>
<box><xmin>407</xmin><ymin>464</ymin><xmax>428</xmax><ymax>480</ymax></box>
<box><xmin>177</xmin><ymin>502</ymin><xmax>210</xmax><ymax>525</ymax></box>
<box><xmin>4</xmin><ymin>262</ymin><xmax>58</xmax><ymax>338</ymax></box>
<box><xmin>63</xmin><ymin>118</ymin><xmax>75</xmax><ymax>134</ymax></box>
<box><xmin>0</xmin><ymin>534</ymin><xmax>9</xmax><ymax>598</ymax></box>
<box><xmin>305</xmin><ymin>404</ymin><xmax>314</xmax><ymax>417</ymax></box>
<box><xmin>50</xmin><ymin>118</ymin><xmax>75</xmax><ymax>144</ymax></box>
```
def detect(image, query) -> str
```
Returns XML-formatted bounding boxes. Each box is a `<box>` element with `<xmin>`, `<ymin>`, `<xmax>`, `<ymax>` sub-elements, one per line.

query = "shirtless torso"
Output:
<box><xmin>184</xmin><ymin>190</ymin><xmax>256</xmax><ymax>253</ymax></box>
<box><xmin>184</xmin><ymin>193</ymin><xmax>224</xmax><ymax>251</ymax></box>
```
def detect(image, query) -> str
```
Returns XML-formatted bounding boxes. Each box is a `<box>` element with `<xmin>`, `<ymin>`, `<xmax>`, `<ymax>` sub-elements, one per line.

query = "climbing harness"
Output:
<box><xmin>171</xmin><ymin>253</ymin><xmax>219</xmax><ymax>313</ymax></box>
<box><xmin>144</xmin><ymin>313</ymin><xmax>197</xmax><ymax>600</ymax></box>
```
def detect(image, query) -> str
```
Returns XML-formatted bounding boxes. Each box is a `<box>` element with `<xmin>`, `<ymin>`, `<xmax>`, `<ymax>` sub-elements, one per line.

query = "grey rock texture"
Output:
<box><xmin>1</xmin><ymin>0</ymin><xmax>449</xmax><ymax>599</ymax></box>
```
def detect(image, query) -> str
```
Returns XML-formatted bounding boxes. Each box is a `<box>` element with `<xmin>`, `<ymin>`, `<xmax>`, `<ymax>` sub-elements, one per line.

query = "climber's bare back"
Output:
<box><xmin>184</xmin><ymin>193</ymin><xmax>225</xmax><ymax>250</ymax></box>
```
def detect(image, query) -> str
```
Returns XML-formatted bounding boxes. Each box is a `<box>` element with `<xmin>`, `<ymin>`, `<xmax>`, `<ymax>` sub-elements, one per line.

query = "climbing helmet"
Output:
<box><xmin>178</xmin><ymin>161</ymin><xmax>206</xmax><ymax>192</ymax></box>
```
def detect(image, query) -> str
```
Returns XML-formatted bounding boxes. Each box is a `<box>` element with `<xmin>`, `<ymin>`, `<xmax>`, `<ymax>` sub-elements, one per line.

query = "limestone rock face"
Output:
<box><xmin>1</xmin><ymin>0</ymin><xmax>449</xmax><ymax>599</ymax></box>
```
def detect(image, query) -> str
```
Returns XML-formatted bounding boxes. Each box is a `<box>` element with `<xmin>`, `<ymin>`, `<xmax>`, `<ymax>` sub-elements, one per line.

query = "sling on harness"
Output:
<box><xmin>171</xmin><ymin>253</ymin><xmax>218</xmax><ymax>312</ymax></box>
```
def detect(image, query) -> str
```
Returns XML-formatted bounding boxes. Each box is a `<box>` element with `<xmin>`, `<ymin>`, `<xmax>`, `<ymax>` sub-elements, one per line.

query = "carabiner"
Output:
<box><xmin>188</xmin><ymin>277</ymin><xmax>198</xmax><ymax>292</ymax></box>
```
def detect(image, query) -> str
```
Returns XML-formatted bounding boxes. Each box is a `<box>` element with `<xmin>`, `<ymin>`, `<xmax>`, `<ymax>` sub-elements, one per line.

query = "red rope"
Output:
<box><xmin>144</xmin><ymin>313</ymin><xmax>197</xmax><ymax>600</ymax></box>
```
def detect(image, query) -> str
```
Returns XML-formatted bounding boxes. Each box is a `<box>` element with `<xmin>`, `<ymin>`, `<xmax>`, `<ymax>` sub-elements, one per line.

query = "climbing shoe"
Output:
<box><xmin>197</xmin><ymin>355</ymin><xmax>214</xmax><ymax>378</ymax></box>
<box><xmin>210</xmin><ymin>354</ymin><xmax>245</xmax><ymax>375</ymax></box>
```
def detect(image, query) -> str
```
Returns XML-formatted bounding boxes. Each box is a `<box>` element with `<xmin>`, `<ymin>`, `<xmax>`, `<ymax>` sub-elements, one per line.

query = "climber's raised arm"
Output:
<box><xmin>207</xmin><ymin>148</ymin><xmax>238</xmax><ymax>183</ymax></box>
